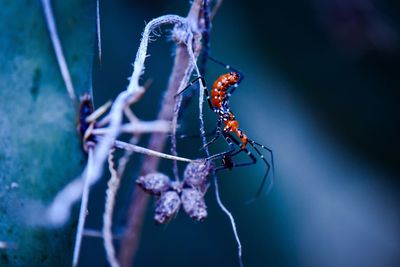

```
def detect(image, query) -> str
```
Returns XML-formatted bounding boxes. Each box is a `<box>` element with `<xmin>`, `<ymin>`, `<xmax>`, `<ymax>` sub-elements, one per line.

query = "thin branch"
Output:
<box><xmin>41</xmin><ymin>0</ymin><xmax>76</xmax><ymax>101</ymax></box>
<box><xmin>127</xmin><ymin>15</ymin><xmax>188</xmax><ymax>94</ymax></box>
<box><xmin>103</xmin><ymin>149</ymin><xmax>120</xmax><ymax>267</ymax></box>
<box><xmin>92</xmin><ymin>120</ymin><xmax>171</xmax><ymax>135</ymax></box>
<box><xmin>187</xmin><ymin>31</ymin><xmax>209</xmax><ymax>158</ymax></box>
<box><xmin>171</xmin><ymin>54</ymin><xmax>197</xmax><ymax>181</ymax></box>
<box><xmin>72</xmin><ymin>146</ymin><xmax>94</xmax><ymax>267</ymax></box>
<box><xmin>113</xmin><ymin>140</ymin><xmax>194</xmax><ymax>163</ymax></box>
<box><xmin>86</xmin><ymin>100</ymin><xmax>112</xmax><ymax>122</ymax></box>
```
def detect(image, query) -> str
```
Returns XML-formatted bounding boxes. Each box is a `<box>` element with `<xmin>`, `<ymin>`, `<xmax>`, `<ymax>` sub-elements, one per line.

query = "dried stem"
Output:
<box><xmin>103</xmin><ymin>149</ymin><xmax>120</xmax><ymax>267</ymax></box>
<box><xmin>72</xmin><ymin>146</ymin><xmax>94</xmax><ymax>267</ymax></box>
<box><xmin>118</xmin><ymin>1</ymin><xmax>204</xmax><ymax>266</ymax></box>
<box><xmin>113</xmin><ymin>140</ymin><xmax>194</xmax><ymax>163</ymax></box>
<box><xmin>171</xmin><ymin>65</ymin><xmax>194</xmax><ymax>181</ymax></box>
<box><xmin>92</xmin><ymin>120</ymin><xmax>171</xmax><ymax>135</ymax></box>
<box><xmin>41</xmin><ymin>0</ymin><xmax>76</xmax><ymax>102</ymax></box>
<box><xmin>170</xmin><ymin>42</ymin><xmax>200</xmax><ymax>181</ymax></box>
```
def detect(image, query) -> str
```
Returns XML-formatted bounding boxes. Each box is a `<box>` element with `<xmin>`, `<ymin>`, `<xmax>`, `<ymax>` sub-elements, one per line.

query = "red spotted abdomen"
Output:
<box><xmin>210</xmin><ymin>73</ymin><xmax>239</xmax><ymax>109</ymax></box>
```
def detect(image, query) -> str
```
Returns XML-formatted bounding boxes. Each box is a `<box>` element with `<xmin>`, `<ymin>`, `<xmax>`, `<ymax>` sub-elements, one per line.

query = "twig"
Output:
<box><xmin>92</xmin><ymin>120</ymin><xmax>171</xmax><ymax>135</ymax></box>
<box><xmin>86</xmin><ymin>100</ymin><xmax>112</xmax><ymax>122</ymax></box>
<box><xmin>113</xmin><ymin>140</ymin><xmax>194</xmax><ymax>163</ymax></box>
<box><xmin>72</xmin><ymin>146</ymin><xmax>94</xmax><ymax>267</ymax></box>
<box><xmin>41</xmin><ymin>0</ymin><xmax>76</xmax><ymax>101</ymax></box>
<box><xmin>118</xmin><ymin>1</ymin><xmax>204</xmax><ymax>266</ymax></box>
<box><xmin>103</xmin><ymin>149</ymin><xmax>120</xmax><ymax>267</ymax></box>
<box><xmin>187</xmin><ymin>30</ymin><xmax>209</xmax><ymax>157</ymax></box>
<box><xmin>171</xmin><ymin>52</ymin><xmax>198</xmax><ymax>181</ymax></box>
<box><xmin>102</xmin><ymin>111</ymin><xmax>143</xmax><ymax>267</ymax></box>
<box><xmin>126</xmin><ymin>15</ymin><xmax>188</xmax><ymax>94</ymax></box>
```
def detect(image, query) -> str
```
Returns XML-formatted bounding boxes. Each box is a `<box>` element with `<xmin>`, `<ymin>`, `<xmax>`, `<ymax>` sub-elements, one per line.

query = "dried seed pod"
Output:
<box><xmin>183</xmin><ymin>159</ymin><xmax>211</xmax><ymax>190</ymax></box>
<box><xmin>154</xmin><ymin>191</ymin><xmax>181</xmax><ymax>224</ymax></box>
<box><xmin>136</xmin><ymin>172</ymin><xmax>170</xmax><ymax>195</ymax></box>
<box><xmin>169</xmin><ymin>180</ymin><xmax>183</xmax><ymax>194</ymax></box>
<box><xmin>181</xmin><ymin>188</ymin><xmax>207</xmax><ymax>222</ymax></box>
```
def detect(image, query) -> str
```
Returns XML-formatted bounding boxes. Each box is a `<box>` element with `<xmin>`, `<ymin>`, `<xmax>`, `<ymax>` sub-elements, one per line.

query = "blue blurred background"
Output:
<box><xmin>81</xmin><ymin>0</ymin><xmax>400</xmax><ymax>266</ymax></box>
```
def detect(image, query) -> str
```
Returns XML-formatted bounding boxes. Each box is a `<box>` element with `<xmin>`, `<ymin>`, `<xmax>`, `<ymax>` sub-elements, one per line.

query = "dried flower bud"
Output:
<box><xmin>136</xmin><ymin>172</ymin><xmax>170</xmax><ymax>195</ymax></box>
<box><xmin>183</xmin><ymin>160</ymin><xmax>211</xmax><ymax>190</ymax></box>
<box><xmin>181</xmin><ymin>188</ymin><xmax>207</xmax><ymax>222</ymax></box>
<box><xmin>154</xmin><ymin>191</ymin><xmax>181</xmax><ymax>224</ymax></box>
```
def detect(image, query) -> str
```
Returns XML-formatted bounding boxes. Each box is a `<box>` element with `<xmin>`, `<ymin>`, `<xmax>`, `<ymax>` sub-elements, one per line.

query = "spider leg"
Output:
<box><xmin>201</xmin><ymin>119</ymin><xmax>222</xmax><ymax>150</ymax></box>
<box><xmin>177</xmin><ymin>120</ymin><xmax>221</xmax><ymax>147</ymax></box>
<box><xmin>214</xmin><ymin>133</ymin><xmax>256</xmax><ymax>171</ymax></box>
<box><xmin>210</xmin><ymin>134</ymin><xmax>275</xmax><ymax>201</ymax></box>
<box><xmin>247</xmin><ymin>139</ymin><xmax>275</xmax><ymax>200</ymax></box>
<box><xmin>175</xmin><ymin>76</ymin><xmax>203</xmax><ymax>96</ymax></box>
<box><xmin>175</xmin><ymin>76</ymin><xmax>214</xmax><ymax>111</ymax></box>
<box><xmin>206</xmin><ymin>132</ymin><xmax>237</xmax><ymax>162</ymax></box>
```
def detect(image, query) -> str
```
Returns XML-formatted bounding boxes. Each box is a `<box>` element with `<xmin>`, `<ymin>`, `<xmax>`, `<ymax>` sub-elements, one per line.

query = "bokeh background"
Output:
<box><xmin>81</xmin><ymin>0</ymin><xmax>400</xmax><ymax>266</ymax></box>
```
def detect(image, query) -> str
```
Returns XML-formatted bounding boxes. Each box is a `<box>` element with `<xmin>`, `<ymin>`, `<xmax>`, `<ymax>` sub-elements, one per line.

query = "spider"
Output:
<box><xmin>177</xmin><ymin>56</ymin><xmax>275</xmax><ymax>198</ymax></box>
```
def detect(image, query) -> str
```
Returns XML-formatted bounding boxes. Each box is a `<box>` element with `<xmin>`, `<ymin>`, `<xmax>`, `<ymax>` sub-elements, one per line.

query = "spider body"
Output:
<box><xmin>207</xmin><ymin>72</ymin><xmax>249</xmax><ymax>150</ymax></box>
